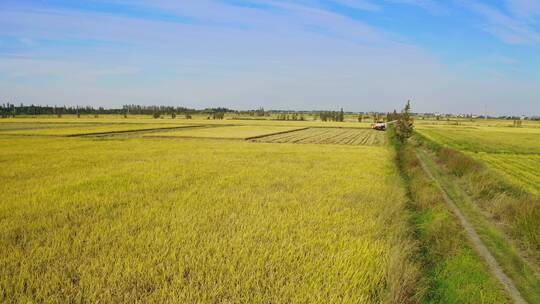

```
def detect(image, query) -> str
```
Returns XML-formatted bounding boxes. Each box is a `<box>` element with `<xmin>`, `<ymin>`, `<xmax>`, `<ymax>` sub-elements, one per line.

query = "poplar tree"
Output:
<box><xmin>396</xmin><ymin>100</ymin><xmax>414</xmax><ymax>143</ymax></box>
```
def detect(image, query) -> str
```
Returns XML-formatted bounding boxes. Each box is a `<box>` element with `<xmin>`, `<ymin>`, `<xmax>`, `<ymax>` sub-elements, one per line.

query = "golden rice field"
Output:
<box><xmin>4</xmin><ymin>117</ymin><xmax>536</xmax><ymax>303</ymax></box>
<box><xmin>0</xmin><ymin>122</ymin><xmax>99</xmax><ymax>131</ymax></box>
<box><xmin>145</xmin><ymin>125</ymin><xmax>304</xmax><ymax>139</ymax></box>
<box><xmin>3</xmin><ymin>116</ymin><xmax>373</xmax><ymax>128</ymax></box>
<box><xmin>0</xmin><ymin>119</ymin><xmax>417</xmax><ymax>303</ymax></box>
<box><xmin>254</xmin><ymin>128</ymin><xmax>386</xmax><ymax>146</ymax></box>
<box><xmin>0</xmin><ymin>123</ymin><xmax>198</xmax><ymax>136</ymax></box>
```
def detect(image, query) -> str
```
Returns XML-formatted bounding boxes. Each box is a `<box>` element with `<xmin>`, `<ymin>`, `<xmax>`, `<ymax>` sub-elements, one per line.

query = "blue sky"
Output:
<box><xmin>1</xmin><ymin>0</ymin><xmax>539</xmax><ymax>115</ymax></box>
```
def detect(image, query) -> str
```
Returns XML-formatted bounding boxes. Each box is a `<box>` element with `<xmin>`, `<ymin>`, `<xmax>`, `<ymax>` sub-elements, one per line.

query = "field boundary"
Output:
<box><xmin>143</xmin><ymin>135</ymin><xmax>245</xmax><ymax>141</ymax></box>
<box><xmin>72</xmin><ymin>124</ymin><xmax>215</xmax><ymax>137</ymax></box>
<box><xmin>245</xmin><ymin>127</ymin><xmax>309</xmax><ymax>140</ymax></box>
<box><xmin>415</xmin><ymin>150</ymin><xmax>527</xmax><ymax>304</ymax></box>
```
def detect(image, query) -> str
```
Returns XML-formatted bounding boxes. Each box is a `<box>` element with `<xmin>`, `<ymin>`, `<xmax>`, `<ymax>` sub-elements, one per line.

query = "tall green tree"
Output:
<box><xmin>396</xmin><ymin>100</ymin><xmax>414</xmax><ymax>143</ymax></box>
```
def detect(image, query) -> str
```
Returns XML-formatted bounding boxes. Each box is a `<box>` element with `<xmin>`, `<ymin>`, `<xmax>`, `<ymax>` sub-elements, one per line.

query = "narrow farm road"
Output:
<box><xmin>415</xmin><ymin>151</ymin><xmax>527</xmax><ymax>304</ymax></box>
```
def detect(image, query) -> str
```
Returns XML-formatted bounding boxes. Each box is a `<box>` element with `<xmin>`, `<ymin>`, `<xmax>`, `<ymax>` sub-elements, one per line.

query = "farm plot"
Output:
<box><xmin>254</xmin><ymin>127</ymin><xmax>386</xmax><ymax>146</ymax></box>
<box><xmin>417</xmin><ymin>126</ymin><xmax>540</xmax><ymax>195</ymax></box>
<box><xmin>0</xmin><ymin>122</ymin><xmax>100</xmax><ymax>132</ymax></box>
<box><xmin>0</xmin><ymin>136</ymin><xmax>416</xmax><ymax>303</ymax></box>
<box><xmin>417</xmin><ymin>126</ymin><xmax>540</xmax><ymax>154</ymax></box>
<box><xmin>0</xmin><ymin>123</ymin><xmax>197</xmax><ymax>136</ymax></box>
<box><xmin>470</xmin><ymin>153</ymin><xmax>540</xmax><ymax>195</ymax></box>
<box><xmin>145</xmin><ymin>125</ymin><xmax>303</xmax><ymax>139</ymax></box>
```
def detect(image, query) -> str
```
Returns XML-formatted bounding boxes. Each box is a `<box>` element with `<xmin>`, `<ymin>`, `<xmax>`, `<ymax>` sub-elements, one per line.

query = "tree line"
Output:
<box><xmin>0</xmin><ymin>103</ymin><xmax>237</xmax><ymax>118</ymax></box>
<box><xmin>320</xmin><ymin>108</ymin><xmax>345</xmax><ymax>122</ymax></box>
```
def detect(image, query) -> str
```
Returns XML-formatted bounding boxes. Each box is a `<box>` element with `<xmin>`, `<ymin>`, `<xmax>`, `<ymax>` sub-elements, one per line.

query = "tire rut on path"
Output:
<box><xmin>415</xmin><ymin>151</ymin><xmax>527</xmax><ymax>304</ymax></box>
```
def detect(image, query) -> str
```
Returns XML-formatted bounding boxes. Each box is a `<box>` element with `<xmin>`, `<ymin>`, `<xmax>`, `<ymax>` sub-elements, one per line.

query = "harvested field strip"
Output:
<box><xmin>291</xmin><ymin>129</ymin><xmax>336</xmax><ymax>144</ymax></box>
<box><xmin>253</xmin><ymin>128</ymin><xmax>385</xmax><ymax>146</ymax></box>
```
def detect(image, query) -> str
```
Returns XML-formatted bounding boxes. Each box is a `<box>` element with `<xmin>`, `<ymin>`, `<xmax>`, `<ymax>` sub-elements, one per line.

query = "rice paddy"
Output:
<box><xmin>145</xmin><ymin>125</ymin><xmax>304</xmax><ymax>139</ymax></box>
<box><xmin>0</xmin><ymin>118</ymin><xmax>418</xmax><ymax>303</ymax></box>
<box><xmin>471</xmin><ymin>153</ymin><xmax>540</xmax><ymax>195</ymax></box>
<box><xmin>0</xmin><ymin>123</ymin><xmax>198</xmax><ymax>136</ymax></box>
<box><xmin>2</xmin><ymin>117</ymin><xmax>538</xmax><ymax>303</ymax></box>
<box><xmin>254</xmin><ymin>127</ymin><xmax>386</xmax><ymax>146</ymax></box>
<box><xmin>416</xmin><ymin>125</ymin><xmax>540</xmax><ymax>154</ymax></box>
<box><xmin>416</xmin><ymin>125</ymin><xmax>540</xmax><ymax>195</ymax></box>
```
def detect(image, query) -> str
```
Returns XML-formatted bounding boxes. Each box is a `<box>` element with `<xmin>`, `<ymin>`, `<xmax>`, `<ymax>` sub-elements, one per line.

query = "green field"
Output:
<box><xmin>472</xmin><ymin>153</ymin><xmax>540</xmax><ymax>195</ymax></box>
<box><xmin>417</xmin><ymin>125</ymin><xmax>540</xmax><ymax>195</ymax></box>
<box><xmin>417</xmin><ymin>125</ymin><xmax>540</xmax><ymax>154</ymax></box>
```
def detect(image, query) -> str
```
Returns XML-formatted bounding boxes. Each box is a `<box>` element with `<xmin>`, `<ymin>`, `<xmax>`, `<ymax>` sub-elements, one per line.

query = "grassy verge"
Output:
<box><xmin>416</xmin><ymin>148</ymin><xmax>540</xmax><ymax>303</ymax></box>
<box><xmin>389</xmin><ymin>129</ymin><xmax>509</xmax><ymax>303</ymax></box>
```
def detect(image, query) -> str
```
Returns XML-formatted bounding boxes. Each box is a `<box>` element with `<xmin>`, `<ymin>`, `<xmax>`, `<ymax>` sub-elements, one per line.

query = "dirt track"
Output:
<box><xmin>415</xmin><ymin>151</ymin><xmax>526</xmax><ymax>304</ymax></box>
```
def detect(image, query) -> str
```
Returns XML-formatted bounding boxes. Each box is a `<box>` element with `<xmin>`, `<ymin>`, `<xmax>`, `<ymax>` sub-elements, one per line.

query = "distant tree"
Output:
<box><xmin>358</xmin><ymin>115</ymin><xmax>362</xmax><ymax>122</ymax></box>
<box><xmin>153</xmin><ymin>112</ymin><xmax>160</xmax><ymax>119</ymax></box>
<box><xmin>171</xmin><ymin>112</ymin><xmax>177</xmax><ymax>119</ymax></box>
<box><xmin>212</xmin><ymin>112</ymin><xmax>225</xmax><ymax>120</ymax></box>
<box><xmin>387</xmin><ymin>109</ymin><xmax>398</xmax><ymax>122</ymax></box>
<box><xmin>186</xmin><ymin>114</ymin><xmax>192</xmax><ymax>119</ymax></box>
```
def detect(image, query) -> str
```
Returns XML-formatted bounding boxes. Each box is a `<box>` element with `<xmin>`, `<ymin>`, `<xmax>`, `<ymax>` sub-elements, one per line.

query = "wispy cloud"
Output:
<box><xmin>505</xmin><ymin>0</ymin><xmax>540</xmax><ymax>20</ymax></box>
<box><xmin>328</xmin><ymin>0</ymin><xmax>381</xmax><ymax>11</ymax></box>
<box><xmin>461</xmin><ymin>0</ymin><xmax>540</xmax><ymax>45</ymax></box>
<box><xmin>386</xmin><ymin>0</ymin><xmax>442</xmax><ymax>12</ymax></box>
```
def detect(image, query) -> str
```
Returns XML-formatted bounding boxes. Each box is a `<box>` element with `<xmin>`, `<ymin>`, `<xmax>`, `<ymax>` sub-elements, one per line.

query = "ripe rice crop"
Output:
<box><xmin>0</xmin><ymin>122</ymin><xmax>100</xmax><ymax>131</ymax></box>
<box><xmin>254</xmin><ymin>127</ymin><xmax>386</xmax><ymax>146</ymax></box>
<box><xmin>0</xmin><ymin>123</ymin><xmax>198</xmax><ymax>136</ymax></box>
<box><xmin>145</xmin><ymin>125</ymin><xmax>304</xmax><ymax>139</ymax></box>
<box><xmin>0</xmin><ymin>135</ymin><xmax>417</xmax><ymax>303</ymax></box>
